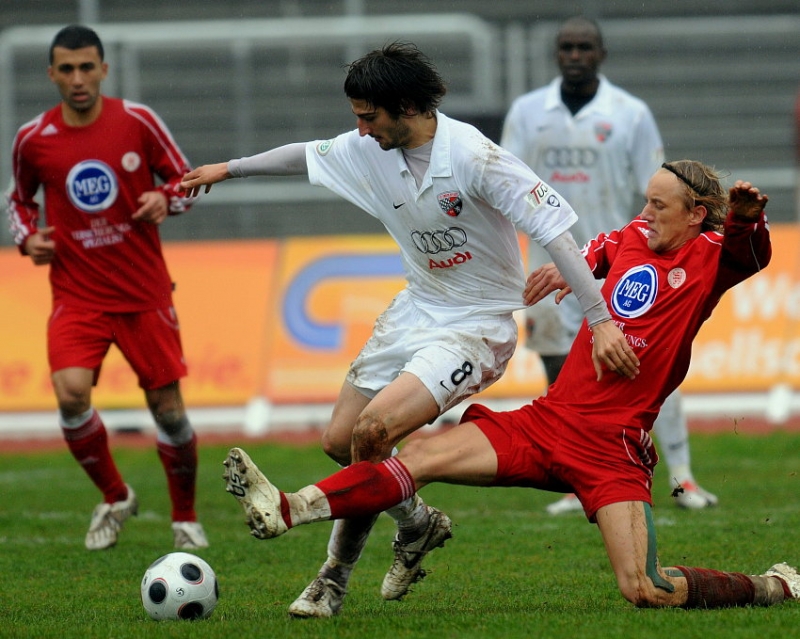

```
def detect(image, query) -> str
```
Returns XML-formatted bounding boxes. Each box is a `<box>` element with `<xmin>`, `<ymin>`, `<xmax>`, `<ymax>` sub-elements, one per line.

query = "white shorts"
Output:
<box><xmin>346</xmin><ymin>290</ymin><xmax>518</xmax><ymax>413</ymax></box>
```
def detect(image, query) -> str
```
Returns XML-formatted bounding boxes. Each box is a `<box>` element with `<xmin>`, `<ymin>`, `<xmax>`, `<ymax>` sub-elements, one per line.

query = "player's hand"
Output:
<box><xmin>132</xmin><ymin>191</ymin><xmax>169</xmax><ymax>224</ymax></box>
<box><xmin>180</xmin><ymin>163</ymin><xmax>232</xmax><ymax>197</ymax></box>
<box><xmin>589</xmin><ymin>320</ymin><xmax>639</xmax><ymax>381</ymax></box>
<box><xmin>524</xmin><ymin>263</ymin><xmax>571</xmax><ymax>306</ymax></box>
<box><xmin>729</xmin><ymin>180</ymin><xmax>768</xmax><ymax>220</ymax></box>
<box><xmin>24</xmin><ymin>226</ymin><xmax>56</xmax><ymax>265</ymax></box>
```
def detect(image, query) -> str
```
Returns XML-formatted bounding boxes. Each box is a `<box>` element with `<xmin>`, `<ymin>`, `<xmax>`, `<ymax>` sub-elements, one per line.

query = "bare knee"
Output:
<box><xmin>52</xmin><ymin>376</ymin><xmax>91</xmax><ymax>417</ymax></box>
<box><xmin>320</xmin><ymin>428</ymin><xmax>352</xmax><ymax>466</ymax></box>
<box><xmin>616</xmin><ymin>573</ymin><xmax>674</xmax><ymax>608</ymax></box>
<box><xmin>350</xmin><ymin>410</ymin><xmax>393</xmax><ymax>463</ymax></box>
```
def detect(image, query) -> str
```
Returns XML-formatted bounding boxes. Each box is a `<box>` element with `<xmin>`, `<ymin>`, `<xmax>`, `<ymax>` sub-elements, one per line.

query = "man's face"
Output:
<box><xmin>640</xmin><ymin>170</ymin><xmax>704</xmax><ymax>253</ymax></box>
<box><xmin>556</xmin><ymin>26</ymin><xmax>605</xmax><ymax>87</ymax></box>
<box><xmin>48</xmin><ymin>45</ymin><xmax>107</xmax><ymax>114</ymax></box>
<box><xmin>350</xmin><ymin>99</ymin><xmax>413</xmax><ymax>150</ymax></box>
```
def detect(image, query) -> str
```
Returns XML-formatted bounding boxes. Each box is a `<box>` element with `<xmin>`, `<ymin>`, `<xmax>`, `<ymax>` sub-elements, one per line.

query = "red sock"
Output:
<box><xmin>677</xmin><ymin>566</ymin><xmax>755</xmax><ymax>608</ymax></box>
<box><xmin>157</xmin><ymin>434</ymin><xmax>198</xmax><ymax>522</ymax></box>
<box><xmin>315</xmin><ymin>457</ymin><xmax>415</xmax><ymax>520</ymax></box>
<box><xmin>62</xmin><ymin>410</ymin><xmax>127</xmax><ymax>503</ymax></box>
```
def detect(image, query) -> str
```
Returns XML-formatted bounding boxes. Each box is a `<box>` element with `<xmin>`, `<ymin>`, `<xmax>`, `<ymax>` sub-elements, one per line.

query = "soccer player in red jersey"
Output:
<box><xmin>222</xmin><ymin>163</ymin><xmax>800</xmax><ymax>609</ymax></box>
<box><xmin>6</xmin><ymin>25</ymin><xmax>207</xmax><ymax>551</ymax></box>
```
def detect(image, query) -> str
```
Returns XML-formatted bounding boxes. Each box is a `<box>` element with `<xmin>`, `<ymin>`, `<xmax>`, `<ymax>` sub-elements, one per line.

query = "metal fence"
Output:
<box><xmin>1</xmin><ymin>13</ymin><xmax>798</xmax><ymax>246</ymax></box>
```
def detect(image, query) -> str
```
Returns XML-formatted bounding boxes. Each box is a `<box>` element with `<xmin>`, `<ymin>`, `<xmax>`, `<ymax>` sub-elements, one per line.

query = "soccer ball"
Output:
<box><xmin>140</xmin><ymin>552</ymin><xmax>219</xmax><ymax>621</ymax></box>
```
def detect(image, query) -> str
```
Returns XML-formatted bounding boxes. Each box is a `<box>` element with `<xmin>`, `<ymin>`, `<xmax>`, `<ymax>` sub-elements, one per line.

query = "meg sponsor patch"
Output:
<box><xmin>66</xmin><ymin>160</ymin><xmax>119</xmax><ymax>213</ymax></box>
<box><xmin>611</xmin><ymin>264</ymin><xmax>658</xmax><ymax>319</ymax></box>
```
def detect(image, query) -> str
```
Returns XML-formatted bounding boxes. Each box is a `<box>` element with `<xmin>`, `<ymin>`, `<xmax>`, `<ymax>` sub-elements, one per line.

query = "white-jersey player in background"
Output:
<box><xmin>501</xmin><ymin>16</ymin><xmax>718</xmax><ymax>513</ymax></box>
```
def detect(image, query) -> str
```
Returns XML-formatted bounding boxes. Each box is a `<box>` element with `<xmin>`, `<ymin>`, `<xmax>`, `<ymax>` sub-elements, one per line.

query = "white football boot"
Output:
<box><xmin>172</xmin><ymin>521</ymin><xmax>209</xmax><ymax>549</ymax></box>
<box><xmin>223</xmin><ymin>447</ymin><xmax>287</xmax><ymax>538</ymax></box>
<box><xmin>288</xmin><ymin>576</ymin><xmax>347</xmax><ymax>618</ymax></box>
<box><xmin>764</xmin><ymin>563</ymin><xmax>800</xmax><ymax>599</ymax></box>
<box><xmin>381</xmin><ymin>506</ymin><xmax>453</xmax><ymax>600</ymax></box>
<box><xmin>545</xmin><ymin>493</ymin><xmax>583</xmax><ymax>515</ymax></box>
<box><xmin>673</xmin><ymin>480</ymin><xmax>719</xmax><ymax>509</ymax></box>
<box><xmin>85</xmin><ymin>484</ymin><xmax>138</xmax><ymax>550</ymax></box>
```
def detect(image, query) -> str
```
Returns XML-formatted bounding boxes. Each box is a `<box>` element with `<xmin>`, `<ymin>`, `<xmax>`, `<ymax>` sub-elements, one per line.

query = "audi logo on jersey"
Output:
<box><xmin>66</xmin><ymin>160</ymin><xmax>119</xmax><ymax>212</ymax></box>
<box><xmin>411</xmin><ymin>227</ymin><xmax>468</xmax><ymax>254</ymax></box>
<box><xmin>543</xmin><ymin>147</ymin><xmax>599</xmax><ymax>169</ymax></box>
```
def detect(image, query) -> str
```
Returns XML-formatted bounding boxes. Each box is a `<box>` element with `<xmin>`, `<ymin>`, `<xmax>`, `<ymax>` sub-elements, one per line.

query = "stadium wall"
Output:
<box><xmin>3</xmin><ymin>227</ymin><xmax>800</xmax><ymax>435</ymax></box>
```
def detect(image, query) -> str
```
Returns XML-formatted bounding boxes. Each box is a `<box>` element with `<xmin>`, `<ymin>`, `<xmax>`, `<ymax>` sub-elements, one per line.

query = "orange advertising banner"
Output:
<box><xmin>1</xmin><ymin>225</ymin><xmax>798</xmax><ymax>413</ymax></box>
<box><xmin>685</xmin><ymin>224</ymin><xmax>800</xmax><ymax>392</ymax></box>
<box><xmin>262</xmin><ymin>235</ymin><xmax>406</xmax><ymax>403</ymax></box>
<box><xmin>0</xmin><ymin>241</ymin><xmax>278</xmax><ymax>410</ymax></box>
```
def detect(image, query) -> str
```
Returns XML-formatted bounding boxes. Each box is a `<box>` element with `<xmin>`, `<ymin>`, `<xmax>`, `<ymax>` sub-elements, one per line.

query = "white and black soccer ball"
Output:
<box><xmin>140</xmin><ymin>552</ymin><xmax>219</xmax><ymax>621</ymax></box>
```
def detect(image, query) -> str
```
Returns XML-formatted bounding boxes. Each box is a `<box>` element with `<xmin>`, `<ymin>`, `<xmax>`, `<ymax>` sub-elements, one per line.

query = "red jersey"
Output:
<box><xmin>7</xmin><ymin>97</ymin><xmax>193</xmax><ymax>312</ymax></box>
<box><xmin>539</xmin><ymin>212</ymin><xmax>772</xmax><ymax>432</ymax></box>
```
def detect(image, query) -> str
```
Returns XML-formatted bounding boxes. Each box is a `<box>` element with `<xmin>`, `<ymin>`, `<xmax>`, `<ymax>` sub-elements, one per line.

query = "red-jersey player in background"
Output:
<box><xmin>6</xmin><ymin>24</ymin><xmax>207</xmax><ymax>551</ymax></box>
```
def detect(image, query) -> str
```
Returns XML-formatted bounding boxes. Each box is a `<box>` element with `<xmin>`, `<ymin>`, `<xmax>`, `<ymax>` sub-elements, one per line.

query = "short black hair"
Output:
<box><xmin>344</xmin><ymin>42</ymin><xmax>447</xmax><ymax>118</ymax></box>
<box><xmin>556</xmin><ymin>16</ymin><xmax>604</xmax><ymax>50</ymax></box>
<box><xmin>49</xmin><ymin>25</ymin><xmax>104</xmax><ymax>64</ymax></box>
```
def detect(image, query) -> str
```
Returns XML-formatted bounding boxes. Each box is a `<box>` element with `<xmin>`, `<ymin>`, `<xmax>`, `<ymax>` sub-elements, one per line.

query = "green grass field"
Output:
<box><xmin>1</xmin><ymin>430</ymin><xmax>799</xmax><ymax>639</ymax></box>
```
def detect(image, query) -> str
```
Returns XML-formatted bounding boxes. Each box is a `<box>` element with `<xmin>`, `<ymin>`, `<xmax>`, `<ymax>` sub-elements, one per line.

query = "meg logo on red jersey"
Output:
<box><xmin>611</xmin><ymin>265</ymin><xmax>658</xmax><ymax>319</ymax></box>
<box><xmin>66</xmin><ymin>160</ymin><xmax>119</xmax><ymax>212</ymax></box>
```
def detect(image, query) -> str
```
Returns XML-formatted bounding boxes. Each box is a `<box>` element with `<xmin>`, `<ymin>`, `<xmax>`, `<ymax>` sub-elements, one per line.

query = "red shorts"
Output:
<box><xmin>48</xmin><ymin>304</ymin><xmax>187</xmax><ymax>390</ymax></box>
<box><xmin>462</xmin><ymin>401</ymin><xmax>657</xmax><ymax>522</ymax></box>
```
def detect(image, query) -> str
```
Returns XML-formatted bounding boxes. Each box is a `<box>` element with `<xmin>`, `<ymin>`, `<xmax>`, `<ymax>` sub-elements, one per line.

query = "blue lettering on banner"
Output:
<box><xmin>283</xmin><ymin>253</ymin><xmax>404</xmax><ymax>349</ymax></box>
<box><xmin>611</xmin><ymin>265</ymin><xmax>658</xmax><ymax>319</ymax></box>
<box><xmin>66</xmin><ymin>160</ymin><xmax>119</xmax><ymax>212</ymax></box>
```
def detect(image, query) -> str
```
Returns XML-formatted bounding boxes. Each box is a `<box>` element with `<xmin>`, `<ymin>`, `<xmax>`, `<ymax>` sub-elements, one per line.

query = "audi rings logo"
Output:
<box><xmin>411</xmin><ymin>227</ymin><xmax>468</xmax><ymax>254</ymax></box>
<box><xmin>543</xmin><ymin>147</ymin><xmax>599</xmax><ymax>169</ymax></box>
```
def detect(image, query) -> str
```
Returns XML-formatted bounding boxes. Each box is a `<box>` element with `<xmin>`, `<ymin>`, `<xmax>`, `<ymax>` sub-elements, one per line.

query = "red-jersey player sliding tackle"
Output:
<box><xmin>222</xmin><ymin>162</ymin><xmax>800</xmax><ymax>610</ymax></box>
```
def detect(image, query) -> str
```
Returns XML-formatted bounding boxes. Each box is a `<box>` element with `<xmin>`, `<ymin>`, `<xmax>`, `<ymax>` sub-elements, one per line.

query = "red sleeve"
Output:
<box><xmin>716</xmin><ymin>209</ymin><xmax>772</xmax><ymax>291</ymax></box>
<box><xmin>125</xmin><ymin>101</ymin><xmax>195</xmax><ymax>215</ymax></box>
<box><xmin>6</xmin><ymin>118</ymin><xmax>43</xmax><ymax>254</ymax></box>
<box><xmin>582</xmin><ymin>225</ymin><xmax>628</xmax><ymax>279</ymax></box>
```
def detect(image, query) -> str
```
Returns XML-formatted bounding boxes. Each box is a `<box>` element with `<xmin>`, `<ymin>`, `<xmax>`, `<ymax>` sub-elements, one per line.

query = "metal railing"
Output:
<box><xmin>0</xmin><ymin>13</ymin><xmax>501</xmax><ymax>194</ymax></box>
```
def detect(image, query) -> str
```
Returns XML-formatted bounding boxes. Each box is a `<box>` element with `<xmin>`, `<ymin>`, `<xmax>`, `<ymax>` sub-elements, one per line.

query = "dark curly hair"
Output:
<box><xmin>344</xmin><ymin>42</ymin><xmax>447</xmax><ymax>118</ymax></box>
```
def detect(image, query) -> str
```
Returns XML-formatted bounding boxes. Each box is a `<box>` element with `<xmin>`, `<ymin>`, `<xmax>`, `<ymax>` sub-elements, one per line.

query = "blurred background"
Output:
<box><xmin>2</xmin><ymin>1</ymin><xmax>799</xmax><ymax>435</ymax></box>
<box><xmin>2</xmin><ymin>0</ymin><xmax>798</xmax><ymax>245</ymax></box>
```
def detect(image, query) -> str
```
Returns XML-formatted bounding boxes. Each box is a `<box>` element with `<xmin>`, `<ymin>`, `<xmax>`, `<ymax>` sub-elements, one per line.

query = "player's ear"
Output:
<box><xmin>688</xmin><ymin>204</ymin><xmax>707</xmax><ymax>228</ymax></box>
<box><xmin>397</xmin><ymin>98</ymin><xmax>420</xmax><ymax>117</ymax></box>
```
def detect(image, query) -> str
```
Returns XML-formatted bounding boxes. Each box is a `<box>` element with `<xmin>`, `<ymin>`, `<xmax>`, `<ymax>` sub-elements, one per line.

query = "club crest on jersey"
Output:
<box><xmin>595</xmin><ymin>122</ymin><xmax>613</xmax><ymax>142</ymax></box>
<box><xmin>66</xmin><ymin>160</ymin><xmax>118</xmax><ymax>213</ymax></box>
<box><xmin>611</xmin><ymin>264</ymin><xmax>658</xmax><ymax>319</ymax></box>
<box><xmin>316</xmin><ymin>139</ymin><xmax>334</xmax><ymax>156</ymax></box>
<box><xmin>437</xmin><ymin>191</ymin><xmax>462</xmax><ymax>217</ymax></box>
<box><xmin>668</xmin><ymin>267</ymin><xmax>687</xmax><ymax>289</ymax></box>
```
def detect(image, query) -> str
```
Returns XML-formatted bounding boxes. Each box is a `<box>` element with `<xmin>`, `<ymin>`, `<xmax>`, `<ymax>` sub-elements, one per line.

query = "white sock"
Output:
<box><xmin>653</xmin><ymin>390</ymin><xmax>693</xmax><ymax>484</ymax></box>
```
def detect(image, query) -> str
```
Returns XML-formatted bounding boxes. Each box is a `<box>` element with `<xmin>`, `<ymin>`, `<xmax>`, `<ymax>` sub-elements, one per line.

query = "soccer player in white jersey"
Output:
<box><xmin>181</xmin><ymin>42</ymin><xmax>638</xmax><ymax>618</ymax></box>
<box><xmin>501</xmin><ymin>16</ymin><xmax>717</xmax><ymax>514</ymax></box>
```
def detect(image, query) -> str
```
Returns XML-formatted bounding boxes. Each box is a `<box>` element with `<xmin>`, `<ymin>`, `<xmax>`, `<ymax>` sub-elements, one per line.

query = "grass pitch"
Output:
<box><xmin>1</xmin><ymin>430</ymin><xmax>799</xmax><ymax>639</ymax></box>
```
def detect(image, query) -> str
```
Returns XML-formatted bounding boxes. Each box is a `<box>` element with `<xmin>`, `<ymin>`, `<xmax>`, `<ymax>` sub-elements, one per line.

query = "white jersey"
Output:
<box><xmin>306</xmin><ymin>111</ymin><xmax>578</xmax><ymax>324</ymax></box>
<box><xmin>501</xmin><ymin>75</ymin><xmax>664</xmax><ymax>352</ymax></box>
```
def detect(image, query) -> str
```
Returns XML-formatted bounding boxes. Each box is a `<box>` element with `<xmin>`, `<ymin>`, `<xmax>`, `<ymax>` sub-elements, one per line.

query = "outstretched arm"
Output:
<box><xmin>529</xmin><ymin>232</ymin><xmax>639</xmax><ymax>380</ymax></box>
<box><xmin>180</xmin><ymin>142</ymin><xmax>308</xmax><ymax>196</ymax></box>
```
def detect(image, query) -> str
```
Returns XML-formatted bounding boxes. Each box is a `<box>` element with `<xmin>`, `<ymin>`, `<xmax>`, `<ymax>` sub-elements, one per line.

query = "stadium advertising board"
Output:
<box><xmin>1</xmin><ymin>226</ymin><xmax>798</xmax><ymax>412</ymax></box>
